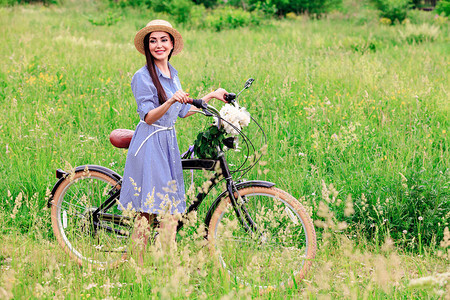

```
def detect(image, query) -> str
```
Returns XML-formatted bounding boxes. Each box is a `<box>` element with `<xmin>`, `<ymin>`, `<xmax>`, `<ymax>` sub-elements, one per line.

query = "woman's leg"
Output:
<box><xmin>131</xmin><ymin>212</ymin><xmax>156</xmax><ymax>265</ymax></box>
<box><xmin>157</xmin><ymin>213</ymin><xmax>178</xmax><ymax>253</ymax></box>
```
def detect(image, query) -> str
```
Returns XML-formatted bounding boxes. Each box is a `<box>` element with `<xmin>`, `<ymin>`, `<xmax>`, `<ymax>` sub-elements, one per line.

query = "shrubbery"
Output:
<box><xmin>151</xmin><ymin>0</ymin><xmax>195</xmax><ymax>24</ymax></box>
<box><xmin>435</xmin><ymin>0</ymin><xmax>450</xmax><ymax>16</ymax></box>
<box><xmin>200</xmin><ymin>6</ymin><xmax>262</xmax><ymax>30</ymax></box>
<box><xmin>110</xmin><ymin>0</ymin><xmax>195</xmax><ymax>23</ymax></box>
<box><xmin>191</xmin><ymin>0</ymin><xmax>216</xmax><ymax>8</ymax></box>
<box><xmin>372</xmin><ymin>0</ymin><xmax>411</xmax><ymax>23</ymax></box>
<box><xmin>225</xmin><ymin>0</ymin><xmax>342</xmax><ymax>16</ymax></box>
<box><xmin>107</xmin><ymin>0</ymin><xmax>265</xmax><ymax>29</ymax></box>
<box><xmin>112</xmin><ymin>0</ymin><xmax>151</xmax><ymax>8</ymax></box>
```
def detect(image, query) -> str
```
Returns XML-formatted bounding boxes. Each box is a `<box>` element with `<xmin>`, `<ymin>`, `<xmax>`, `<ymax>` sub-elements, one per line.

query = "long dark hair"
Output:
<box><xmin>143</xmin><ymin>32</ymin><xmax>175</xmax><ymax>105</ymax></box>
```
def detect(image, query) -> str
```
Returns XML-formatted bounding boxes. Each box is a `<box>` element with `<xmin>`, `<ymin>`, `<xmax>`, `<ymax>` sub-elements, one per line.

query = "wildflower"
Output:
<box><xmin>403</xmin><ymin>230</ymin><xmax>407</xmax><ymax>234</ymax></box>
<box><xmin>418</xmin><ymin>216</ymin><xmax>423</xmax><ymax>221</ymax></box>
<box><xmin>10</xmin><ymin>192</ymin><xmax>23</xmax><ymax>219</ymax></box>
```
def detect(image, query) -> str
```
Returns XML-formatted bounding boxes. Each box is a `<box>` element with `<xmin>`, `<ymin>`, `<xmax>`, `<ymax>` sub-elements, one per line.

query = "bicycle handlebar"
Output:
<box><xmin>187</xmin><ymin>98</ymin><xmax>221</xmax><ymax>117</ymax></box>
<box><xmin>224</xmin><ymin>93</ymin><xmax>236</xmax><ymax>103</ymax></box>
<box><xmin>188</xmin><ymin>92</ymin><xmax>234</xmax><ymax>109</ymax></box>
<box><xmin>188</xmin><ymin>98</ymin><xmax>208</xmax><ymax>109</ymax></box>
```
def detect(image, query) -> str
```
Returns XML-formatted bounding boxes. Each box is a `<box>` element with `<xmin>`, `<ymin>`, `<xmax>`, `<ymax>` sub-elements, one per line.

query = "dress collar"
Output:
<box><xmin>154</xmin><ymin>62</ymin><xmax>178</xmax><ymax>79</ymax></box>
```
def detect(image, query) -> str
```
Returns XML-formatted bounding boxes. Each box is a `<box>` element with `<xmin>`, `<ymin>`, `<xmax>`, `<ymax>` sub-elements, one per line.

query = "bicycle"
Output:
<box><xmin>48</xmin><ymin>78</ymin><xmax>317</xmax><ymax>289</ymax></box>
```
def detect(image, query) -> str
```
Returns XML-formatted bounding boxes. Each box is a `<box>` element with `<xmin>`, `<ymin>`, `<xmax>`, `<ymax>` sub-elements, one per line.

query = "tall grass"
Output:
<box><xmin>0</xmin><ymin>1</ymin><xmax>449</xmax><ymax>297</ymax></box>
<box><xmin>0</xmin><ymin>180</ymin><xmax>448</xmax><ymax>298</ymax></box>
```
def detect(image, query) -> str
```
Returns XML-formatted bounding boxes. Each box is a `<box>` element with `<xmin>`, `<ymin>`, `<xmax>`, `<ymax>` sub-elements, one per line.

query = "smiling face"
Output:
<box><xmin>149</xmin><ymin>31</ymin><xmax>174</xmax><ymax>63</ymax></box>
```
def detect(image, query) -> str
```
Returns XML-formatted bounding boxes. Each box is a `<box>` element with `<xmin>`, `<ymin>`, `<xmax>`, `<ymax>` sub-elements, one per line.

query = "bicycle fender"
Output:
<box><xmin>48</xmin><ymin>165</ymin><xmax>122</xmax><ymax>208</ymax></box>
<box><xmin>203</xmin><ymin>180</ymin><xmax>275</xmax><ymax>229</ymax></box>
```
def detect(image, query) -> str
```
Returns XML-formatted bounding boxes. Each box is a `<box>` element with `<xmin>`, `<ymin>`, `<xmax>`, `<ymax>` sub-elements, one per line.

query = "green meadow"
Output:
<box><xmin>0</xmin><ymin>0</ymin><xmax>449</xmax><ymax>298</ymax></box>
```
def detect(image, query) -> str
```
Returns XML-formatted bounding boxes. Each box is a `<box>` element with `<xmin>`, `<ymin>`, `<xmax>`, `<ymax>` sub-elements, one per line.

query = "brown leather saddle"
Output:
<box><xmin>109</xmin><ymin>129</ymin><xmax>134</xmax><ymax>149</ymax></box>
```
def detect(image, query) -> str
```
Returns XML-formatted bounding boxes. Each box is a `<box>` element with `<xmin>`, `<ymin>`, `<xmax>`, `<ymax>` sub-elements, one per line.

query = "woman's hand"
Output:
<box><xmin>184</xmin><ymin>88</ymin><xmax>230</xmax><ymax>118</ymax></box>
<box><xmin>169</xmin><ymin>90</ymin><xmax>190</xmax><ymax>104</ymax></box>
<box><xmin>144</xmin><ymin>90</ymin><xmax>189</xmax><ymax>124</ymax></box>
<box><xmin>209</xmin><ymin>88</ymin><xmax>228</xmax><ymax>103</ymax></box>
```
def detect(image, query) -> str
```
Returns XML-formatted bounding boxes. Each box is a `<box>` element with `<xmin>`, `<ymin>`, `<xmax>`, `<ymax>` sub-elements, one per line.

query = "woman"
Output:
<box><xmin>119</xmin><ymin>20</ymin><xmax>227</xmax><ymax>262</ymax></box>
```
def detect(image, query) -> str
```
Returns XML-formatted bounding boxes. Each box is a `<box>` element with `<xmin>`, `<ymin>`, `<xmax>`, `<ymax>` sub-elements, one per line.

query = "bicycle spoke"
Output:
<box><xmin>52</xmin><ymin>170</ymin><xmax>129</xmax><ymax>266</ymax></box>
<box><xmin>209</xmin><ymin>186</ymin><xmax>316</xmax><ymax>288</ymax></box>
<box><xmin>60</xmin><ymin>199</ymin><xmax>87</xmax><ymax>213</ymax></box>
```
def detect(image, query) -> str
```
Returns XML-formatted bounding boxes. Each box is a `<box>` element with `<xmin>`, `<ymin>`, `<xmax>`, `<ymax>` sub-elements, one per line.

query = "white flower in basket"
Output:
<box><xmin>218</xmin><ymin>103</ymin><xmax>251</xmax><ymax>136</ymax></box>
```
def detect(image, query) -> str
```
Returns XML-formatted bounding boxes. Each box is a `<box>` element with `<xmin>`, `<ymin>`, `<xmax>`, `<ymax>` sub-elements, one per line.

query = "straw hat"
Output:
<box><xmin>134</xmin><ymin>20</ymin><xmax>183</xmax><ymax>56</ymax></box>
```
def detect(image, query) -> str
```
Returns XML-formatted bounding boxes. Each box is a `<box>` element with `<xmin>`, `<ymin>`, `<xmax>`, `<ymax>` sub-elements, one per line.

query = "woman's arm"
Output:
<box><xmin>183</xmin><ymin>88</ymin><xmax>228</xmax><ymax>118</ymax></box>
<box><xmin>144</xmin><ymin>90</ymin><xmax>189</xmax><ymax>125</ymax></box>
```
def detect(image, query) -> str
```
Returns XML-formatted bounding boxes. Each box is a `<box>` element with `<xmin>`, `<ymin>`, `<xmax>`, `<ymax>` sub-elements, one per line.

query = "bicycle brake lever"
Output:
<box><xmin>204</xmin><ymin>110</ymin><xmax>214</xmax><ymax>117</ymax></box>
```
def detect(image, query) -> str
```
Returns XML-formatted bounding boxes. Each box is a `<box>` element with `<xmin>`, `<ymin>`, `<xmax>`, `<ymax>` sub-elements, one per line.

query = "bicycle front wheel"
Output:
<box><xmin>51</xmin><ymin>169</ymin><xmax>131</xmax><ymax>267</ymax></box>
<box><xmin>207</xmin><ymin>186</ymin><xmax>316</xmax><ymax>290</ymax></box>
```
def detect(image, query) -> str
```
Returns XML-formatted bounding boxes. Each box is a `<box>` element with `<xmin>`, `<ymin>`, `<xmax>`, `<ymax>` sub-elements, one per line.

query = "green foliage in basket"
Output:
<box><xmin>193</xmin><ymin>125</ymin><xmax>226</xmax><ymax>159</ymax></box>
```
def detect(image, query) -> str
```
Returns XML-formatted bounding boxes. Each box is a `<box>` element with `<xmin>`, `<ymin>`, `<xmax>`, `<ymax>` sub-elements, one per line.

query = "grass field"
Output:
<box><xmin>0</xmin><ymin>0</ymin><xmax>449</xmax><ymax>298</ymax></box>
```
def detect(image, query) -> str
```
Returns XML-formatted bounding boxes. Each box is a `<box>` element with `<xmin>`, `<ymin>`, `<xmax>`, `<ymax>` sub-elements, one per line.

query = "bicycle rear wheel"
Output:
<box><xmin>50</xmin><ymin>169</ymin><xmax>131</xmax><ymax>267</ymax></box>
<box><xmin>207</xmin><ymin>186</ymin><xmax>316</xmax><ymax>290</ymax></box>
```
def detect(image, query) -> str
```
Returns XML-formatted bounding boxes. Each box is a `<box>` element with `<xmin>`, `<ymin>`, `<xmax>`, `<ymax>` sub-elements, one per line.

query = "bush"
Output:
<box><xmin>112</xmin><ymin>0</ymin><xmax>152</xmax><ymax>8</ymax></box>
<box><xmin>114</xmin><ymin>0</ymin><xmax>195</xmax><ymax>23</ymax></box>
<box><xmin>201</xmin><ymin>6</ymin><xmax>263</xmax><ymax>31</ymax></box>
<box><xmin>226</xmin><ymin>0</ymin><xmax>342</xmax><ymax>17</ymax></box>
<box><xmin>373</xmin><ymin>0</ymin><xmax>411</xmax><ymax>23</ymax></box>
<box><xmin>285</xmin><ymin>11</ymin><xmax>298</xmax><ymax>20</ymax></box>
<box><xmin>435</xmin><ymin>0</ymin><xmax>450</xmax><ymax>16</ymax></box>
<box><xmin>191</xmin><ymin>0</ymin><xmax>217</xmax><ymax>8</ymax></box>
<box><xmin>188</xmin><ymin>3</ymin><xmax>207</xmax><ymax>27</ymax></box>
<box><xmin>152</xmin><ymin>0</ymin><xmax>195</xmax><ymax>24</ymax></box>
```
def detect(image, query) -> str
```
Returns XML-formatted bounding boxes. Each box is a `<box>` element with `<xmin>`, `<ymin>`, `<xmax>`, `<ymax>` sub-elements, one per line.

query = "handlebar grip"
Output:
<box><xmin>224</xmin><ymin>93</ymin><xmax>236</xmax><ymax>103</ymax></box>
<box><xmin>188</xmin><ymin>98</ymin><xmax>208</xmax><ymax>109</ymax></box>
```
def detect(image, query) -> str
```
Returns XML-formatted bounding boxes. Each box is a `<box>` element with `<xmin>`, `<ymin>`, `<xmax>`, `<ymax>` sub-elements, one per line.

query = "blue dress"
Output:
<box><xmin>119</xmin><ymin>64</ymin><xmax>191</xmax><ymax>214</ymax></box>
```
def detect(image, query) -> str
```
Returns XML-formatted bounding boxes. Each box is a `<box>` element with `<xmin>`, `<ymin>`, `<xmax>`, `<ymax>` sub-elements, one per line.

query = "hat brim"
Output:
<box><xmin>134</xmin><ymin>25</ymin><xmax>183</xmax><ymax>56</ymax></box>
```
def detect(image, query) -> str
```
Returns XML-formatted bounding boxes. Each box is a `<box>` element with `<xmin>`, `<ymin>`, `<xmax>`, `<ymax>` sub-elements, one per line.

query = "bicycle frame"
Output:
<box><xmin>48</xmin><ymin>154</ymin><xmax>275</xmax><ymax>238</ymax></box>
<box><xmin>178</xmin><ymin>153</ymin><xmax>275</xmax><ymax>233</ymax></box>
